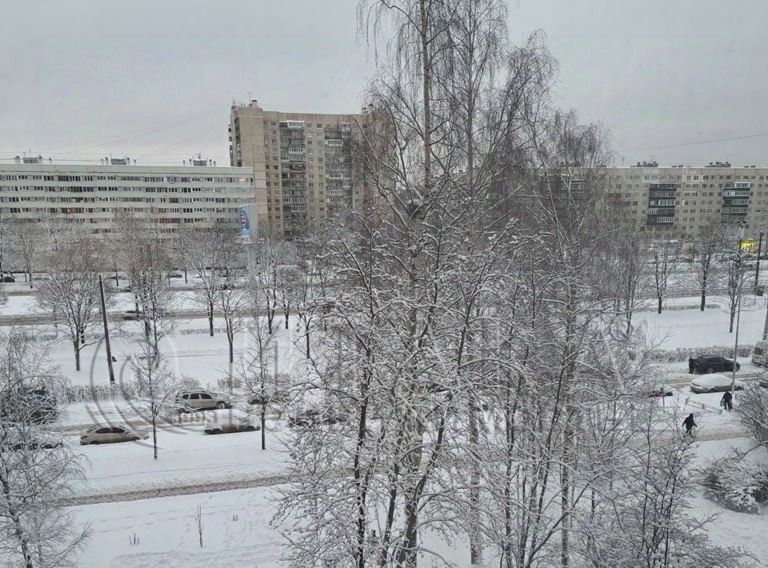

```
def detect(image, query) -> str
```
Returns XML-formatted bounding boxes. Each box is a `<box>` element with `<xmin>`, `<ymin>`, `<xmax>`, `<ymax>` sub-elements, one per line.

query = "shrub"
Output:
<box><xmin>702</xmin><ymin>458</ymin><xmax>768</xmax><ymax>514</ymax></box>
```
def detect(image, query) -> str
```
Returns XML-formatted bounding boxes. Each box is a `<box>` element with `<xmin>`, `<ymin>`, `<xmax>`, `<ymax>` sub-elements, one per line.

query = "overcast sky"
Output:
<box><xmin>1</xmin><ymin>0</ymin><xmax>766</xmax><ymax>167</ymax></box>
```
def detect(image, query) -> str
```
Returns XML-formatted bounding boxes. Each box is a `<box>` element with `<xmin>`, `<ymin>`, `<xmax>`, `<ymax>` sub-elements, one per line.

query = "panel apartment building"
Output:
<box><xmin>229</xmin><ymin>99</ymin><xmax>368</xmax><ymax>239</ymax></box>
<box><xmin>0</xmin><ymin>156</ymin><xmax>263</xmax><ymax>236</ymax></box>
<box><xmin>605</xmin><ymin>161</ymin><xmax>768</xmax><ymax>239</ymax></box>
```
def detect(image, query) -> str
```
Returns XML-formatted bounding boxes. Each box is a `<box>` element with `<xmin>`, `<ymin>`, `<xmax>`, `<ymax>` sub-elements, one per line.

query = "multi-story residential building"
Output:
<box><xmin>229</xmin><ymin>99</ymin><xmax>368</xmax><ymax>239</ymax></box>
<box><xmin>604</xmin><ymin>162</ymin><xmax>768</xmax><ymax>239</ymax></box>
<box><xmin>0</xmin><ymin>157</ymin><xmax>264</xmax><ymax>237</ymax></box>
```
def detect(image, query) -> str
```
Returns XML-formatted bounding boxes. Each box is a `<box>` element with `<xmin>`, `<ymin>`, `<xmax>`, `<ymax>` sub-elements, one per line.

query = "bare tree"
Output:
<box><xmin>11</xmin><ymin>220</ymin><xmax>39</xmax><ymax>289</ymax></box>
<box><xmin>238</xmin><ymin>315</ymin><xmax>276</xmax><ymax>450</ymax></box>
<box><xmin>724</xmin><ymin>252</ymin><xmax>748</xmax><ymax>333</ymax></box>
<box><xmin>129</xmin><ymin>343</ymin><xmax>182</xmax><ymax>460</ymax></box>
<box><xmin>37</xmin><ymin>228</ymin><xmax>105</xmax><ymax>371</ymax></box>
<box><xmin>116</xmin><ymin>214</ymin><xmax>175</xmax><ymax>360</ymax></box>
<box><xmin>691</xmin><ymin>217</ymin><xmax>727</xmax><ymax>311</ymax></box>
<box><xmin>178</xmin><ymin>225</ymin><xmax>238</xmax><ymax>337</ymax></box>
<box><xmin>651</xmin><ymin>240</ymin><xmax>679</xmax><ymax>315</ymax></box>
<box><xmin>256</xmin><ymin>240</ymin><xmax>296</xmax><ymax>335</ymax></box>
<box><xmin>0</xmin><ymin>329</ymin><xmax>89</xmax><ymax>568</ymax></box>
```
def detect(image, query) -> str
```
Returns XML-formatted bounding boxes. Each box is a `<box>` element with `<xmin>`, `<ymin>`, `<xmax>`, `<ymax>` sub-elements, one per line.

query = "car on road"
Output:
<box><xmin>689</xmin><ymin>373</ymin><xmax>745</xmax><ymax>394</ymax></box>
<box><xmin>752</xmin><ymin>341</ymin><xmax>768</xmax><ymax>366</ymax></box>
<box><xmin>176</xmin><ymin>390</ymin><xmax>232</xmax><ymax>412</ymax></box>
<box><xmin>688</xmin><ymin>355</ymin><xmax>740</xmax><ymax>374</ymax></box>
<box><xmin>203</xmin><ymin>409</ymin><xmax>260</xmax><ymax>435</ymax></box>
<box><xmin>79</xmin><ymin>424</ymin><xmax>148</xmax><ymax>445</ymax></box>
<box><xmin>288</xmin><ymin>408</ymin><xmax>345</xmax><ymax>428</ymax></box>
<box><xmin>1</xmin><ymin>274</ymin><xmax>15</xmax><ymax>283</ymax></box>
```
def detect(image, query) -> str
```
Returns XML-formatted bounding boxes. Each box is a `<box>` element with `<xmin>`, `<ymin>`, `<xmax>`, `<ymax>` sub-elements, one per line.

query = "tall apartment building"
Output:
<box><xmin>602</xmin><ymin>162</ymin><xmax>768</xmax><ymax>239</ymax></box>
<box><xmin>229</xmin><ymin>100</ymin><xmax>367</xmax><ymax>239</ymax></box>
<box><xmin>0</xmin><ymin>157</ymin><xmax>263</xmax><ymax>237</ymax></box>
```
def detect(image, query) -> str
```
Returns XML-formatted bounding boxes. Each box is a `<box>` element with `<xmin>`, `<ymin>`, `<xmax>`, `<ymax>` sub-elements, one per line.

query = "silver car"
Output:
<box><xmin>176</xmin><ymin>390</ymin><xmax>232</xmax><ymax>412</ymax></box>
<box><xmin>79</xmin><ymin>424</ymin><xmax>147</xmax><ymax>445</ymax></box>
<box><xmin>203</xmin><ymin>409</ymin><xmax>260</xmax><ymax>435</ymax></box>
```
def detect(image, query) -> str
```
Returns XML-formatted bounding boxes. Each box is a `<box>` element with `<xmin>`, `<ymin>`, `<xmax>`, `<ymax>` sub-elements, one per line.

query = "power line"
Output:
<box><xmin>48</xmin><ymin>104</ymin><xmax>230</xmax><ymax>154</ymax></box>
<box><xmin>619</xmin><ymin>131</ymin><xmax>768</xmax><ymax>153</ymax></box>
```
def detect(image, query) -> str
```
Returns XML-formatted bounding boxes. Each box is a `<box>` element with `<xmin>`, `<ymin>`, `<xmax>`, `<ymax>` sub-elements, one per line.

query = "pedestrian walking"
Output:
<box><xmin>721</xmin><ymin>390</ymin><xmax>733</xmax><ymax>412</ymax></box>
<box><xmin>683</xmin><ymin>413</ymin><xmax>697</xmax><ymax>436</ymax></box>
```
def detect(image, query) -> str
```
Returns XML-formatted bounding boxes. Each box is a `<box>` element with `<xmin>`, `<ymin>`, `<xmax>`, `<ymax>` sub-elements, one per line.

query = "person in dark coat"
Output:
<box><xmin>683</xmin><ymin>413</ymin><xmax>697</xmax><ymax>435</ymax></box>
<box><xmin>721</xmin><ymin>390</ymin><xmax>733</xmax><ymax>411</ymax></box>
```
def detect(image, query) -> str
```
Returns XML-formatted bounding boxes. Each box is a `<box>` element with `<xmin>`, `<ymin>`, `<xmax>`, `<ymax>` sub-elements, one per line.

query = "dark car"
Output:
<box><xmin>647</xmin><ymin>385</ymin><xmax>674</xmax><ymax>398</ymax></box>
<box><xmin>288</xmin><ymin>408</ymin><xmax>345</xmax><ymax>428</ymax></box>
<box><xmin>688</xmin><ymin>355</ymin><xmax>740</xmax><ymax>374</ymax></box>
<box><xmin>1</xmin><ymin>275</ymin><xmax>15</xmax><ymax>283</ymax></box>
<box><xmin>2</xmin><ymin>430</ymin><xmax>63</xmax><ymax>452</ymax></box>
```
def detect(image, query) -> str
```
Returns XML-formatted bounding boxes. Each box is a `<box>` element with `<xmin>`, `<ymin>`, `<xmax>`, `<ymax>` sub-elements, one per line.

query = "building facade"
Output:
<box><xmin>0</xmin><ymin>158</ymin><xmax>263</xmax><ymax>237</ymax></box>
<box><xmin>229</xmin><ymin>100</ymin><xmax>368</xmax><ymax>239</ymax></box>
<box><xmin>604</xmin><ymin>162</ymin><xmax>768</xmax><ymax>239</ymax></box>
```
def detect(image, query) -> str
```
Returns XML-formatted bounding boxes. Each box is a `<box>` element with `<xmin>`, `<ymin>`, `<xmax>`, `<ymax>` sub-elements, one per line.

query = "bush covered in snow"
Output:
<box><xmin>702</xmin><ymin>458</ymin><xmax>768</xmax><ymax>514</ymax></box>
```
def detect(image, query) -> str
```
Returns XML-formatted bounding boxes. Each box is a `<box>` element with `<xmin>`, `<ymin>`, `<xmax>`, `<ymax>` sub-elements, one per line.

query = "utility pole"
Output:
<box><xmin>755</xmin><ymin>231</ymin><xmax>764</xmax><ymax>289</ymax></box>
<box><xmin>732</xmin><ymin>247</ymin><xmax>744</xmax><ymax>395</ymax></box>
<box><xmin>99</xmin><ymin>275</ymin><xmax>115</xmax><ymax>384</ymax></box>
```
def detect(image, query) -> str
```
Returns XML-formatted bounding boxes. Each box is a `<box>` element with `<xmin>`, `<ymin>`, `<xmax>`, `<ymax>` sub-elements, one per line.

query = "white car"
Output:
<box><xmin>689</xmin><ymin>373</ymin><xmax>745</xmax><ymax>394</ymax></box>
<box><xmin>203</xmin><ymin>409</ymin><xmax>260</xmax><ymax>435</ymax></box>
<box><xmin>79</xmin><ymin>424</ymin><xmax>148</xmax><ymax>445</ymax></box>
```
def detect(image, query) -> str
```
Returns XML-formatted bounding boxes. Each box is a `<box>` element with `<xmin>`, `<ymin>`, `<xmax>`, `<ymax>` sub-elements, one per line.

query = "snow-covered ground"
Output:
<box><xmin>5</xmin><ymin>289</ymin><xmax>768</xmax><ymax>565</ymax></box>
<box><xmin>69</xmin><ymin>421</ymin><xmax>287</xmax><ymax>498</ymax></box>
<box><xmin>637</xmin><ymin>293</ymin><xmax>767</xmax><ymax>349</ymax></box>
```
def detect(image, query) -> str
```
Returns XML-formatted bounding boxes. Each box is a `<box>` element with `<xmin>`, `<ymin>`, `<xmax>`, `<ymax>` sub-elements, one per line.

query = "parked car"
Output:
<box><xmin>2</xmin><ymin>429</ymin><xmax>62</xmax><ymax>452</ymax></box>
<box><xmin>288</xmin><ymin>408</ymin><xmax>345</xmax><ymax>428</ymax></box>
<box><xmin>752</xmin><ymin>341</ymin><xmax>768</xmax><ymax>366</ymax></box>
<box><xmin>688</xmin><ymin>355</ymin><xmax>740</xmax><ymax>374</ymax></box>
<box><xmin>1</xmin><ymin>275</ymin><xmax>15</xmax><ymax>283</ymax></box>
<box><xmin>758</xmin><ymin>375</ymin><xmax>768</xmax><ymax>389</ymax></box>
<box><xmin>176</xmin><ymin>390</ymin><xmax>232</xmax><ymax>412</ymax></box>
<box><xmin>168</xmin><ymin>272</ymin><xmax>183</xmax><ymax>279</ymax></box>
<box><xmin>79</xmin><ymin>424</ymin><xmax>147</xmax><ymax>445</ymax></box>
<box><xmin>689</xmin><ymin>373</ymin><xmax>745</xmax><ymax>394</ymax></box>
<box><xmin>248</xmin><ymin>390</ymin><xmax>289</xmax><ymax>406</ymax></box>
<box><xmin>203</xmin><ymin>409</ymin><xmax>260</xmax><ymax>435</ymax></box>
<box><xmin>647</xmin><ymin>384</ymin><xmax>674</xmax><ymax>398</ymax></box>
<box><xmin>0</xmin><ymin>387</ymin><xmax>57</xmax><ymax>424</ymax></box>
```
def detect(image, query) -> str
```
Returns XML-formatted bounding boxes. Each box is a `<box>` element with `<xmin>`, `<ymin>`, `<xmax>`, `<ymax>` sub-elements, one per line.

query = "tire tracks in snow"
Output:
<box><xmin>62</xmin><ymin>474</ymin><xmax>289</xmax><ymax>507</ymax></box>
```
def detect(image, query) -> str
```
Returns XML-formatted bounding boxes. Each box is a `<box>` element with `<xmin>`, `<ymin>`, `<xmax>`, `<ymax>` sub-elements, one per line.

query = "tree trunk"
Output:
<box><xmin>260</xmin><ymin>402</ymin><xmax>266</xmax><ymax>450</ymax></box>
<box><xmin>729</xmin><ymin>307</ymin><xmax>736</xmax><ymax>333</ymax></box>
<box><xmin>152</xmin><ymin>409</ymin><xmax>158</xmax><ymax>460</ymax></box>
<box><xmin>228</xmin><ymin>333</ymin><xmax>234</xmax><ymax>363</ymax></box>
<box><xmin>208</xmin><ymin>303</ymin><xmax>214</xmax><ymax>337</ymax></box>
<box><xmin>657</xmin><ymin>295</ymin><xmax>663</xmax><ymax>314</ymax></box>
<box><xmin>74</xmin><ymin>337</ymin><xmax>81</xmax><ymax>371</ymax></box>
<box><xmin>700</xmin><ymin>273</ymin><xmax>707</xmax><ymax>311</ymax></box>
<box><xmin>284</xmin><ymin>310</ymin><xmax>289</xmax><ymax>330</ymax></box>
<box><xmin>306</xmin><ymin>331</ymin><xmax>311</xmax><ymax>359</ymax></box>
